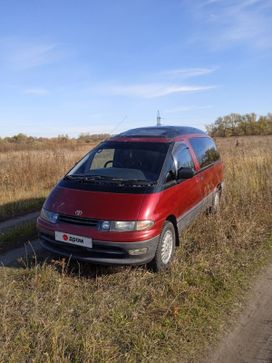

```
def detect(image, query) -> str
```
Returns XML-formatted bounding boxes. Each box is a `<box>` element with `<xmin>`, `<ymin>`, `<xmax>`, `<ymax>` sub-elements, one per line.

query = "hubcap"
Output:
<box><xmin>214</xmin><ymin>192</ymin><xmax>220</xmax><ymax>210</ymax></box>
<box><xmin>161</xmin><ymin>230</ymin><xmax>174</xmax><ymax>264</ymax></box>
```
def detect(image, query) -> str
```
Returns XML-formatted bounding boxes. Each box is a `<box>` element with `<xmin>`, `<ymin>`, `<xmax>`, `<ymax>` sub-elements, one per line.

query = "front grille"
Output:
<box><xmin>58</xmin><ymin>214</ymin><xmax>99</xmax><ymax>228</ymax></box>
<box><xmin>40</xmin><ymin>233</ymin><xmax>127</xmax><ymax>259</ymax></box>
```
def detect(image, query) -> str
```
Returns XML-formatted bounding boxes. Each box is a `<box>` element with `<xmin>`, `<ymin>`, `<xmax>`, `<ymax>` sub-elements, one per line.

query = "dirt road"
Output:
<box><xmin>207</xmin><ymin>260</ymin><xmax>272</xmax><ymax>363</ymax></box>
<box><xmin>0</xmin><ymin>239</ymin><xmax>43</xmax><ymax>266</ymax></box>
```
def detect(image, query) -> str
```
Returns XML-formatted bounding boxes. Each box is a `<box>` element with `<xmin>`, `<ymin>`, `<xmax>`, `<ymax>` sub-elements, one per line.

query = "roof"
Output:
<box><xmin>115</xmin><ymin>126</ymin><xmax>206</xmax><ymax>139</ymax></box>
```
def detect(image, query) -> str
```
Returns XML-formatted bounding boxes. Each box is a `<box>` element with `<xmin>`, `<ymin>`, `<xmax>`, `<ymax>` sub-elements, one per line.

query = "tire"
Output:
<box><xmin>148</xmin><ymin>221</ymin><xmax>176</xmax><ymax>272</ymax></box>
<box><xmin>210</xmin><ymin>189</ymin><xmax>221</xmax><ymax>214</ymax></box>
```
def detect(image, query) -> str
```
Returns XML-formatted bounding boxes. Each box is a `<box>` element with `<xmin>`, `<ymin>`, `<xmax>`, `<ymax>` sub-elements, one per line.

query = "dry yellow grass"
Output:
<box><xmin>0</xmin><ymin>144</ymin><xmax>92</xmax><ymax>220</ymax></box>
<box><xmin>0</xmin><ymin>135</ymin><xmax>271</xmax><ymax>362</ymax></box>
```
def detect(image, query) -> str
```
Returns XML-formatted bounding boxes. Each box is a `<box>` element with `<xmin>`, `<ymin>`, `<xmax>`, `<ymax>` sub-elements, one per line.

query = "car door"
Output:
<box><xmin>172</xmin><ymin>142</ymin><xmax>203</xmax><ymax>231</ymax></box>
<box><xmin>189</xmin><ymin>137</ymin><xmax>221</xmax><ymax>208</ymax></box>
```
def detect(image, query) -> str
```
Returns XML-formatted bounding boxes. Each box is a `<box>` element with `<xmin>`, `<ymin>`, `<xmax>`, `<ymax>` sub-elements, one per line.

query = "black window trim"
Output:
<box><xmin>194</xmin><ymin>159</ymin><xmax>221</xmax><ymax>174</ymax></box>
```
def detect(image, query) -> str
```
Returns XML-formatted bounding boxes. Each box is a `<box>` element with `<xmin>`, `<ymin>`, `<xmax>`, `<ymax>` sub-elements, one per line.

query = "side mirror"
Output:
<box><xmin>165</xmin><ymin>170</ymin><xmax>176</xmax><ymax>183</ymax></box>
<box><xmin>177</xmin><ymin>167</ymin><xmax>195</xmax><ymax>179</ymax></box>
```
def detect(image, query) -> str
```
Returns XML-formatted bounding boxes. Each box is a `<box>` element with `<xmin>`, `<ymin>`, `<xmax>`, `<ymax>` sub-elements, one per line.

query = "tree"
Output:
<box><xmin>206</xmin><ymin>113</ymin><xmax>272</xmax><ymax>137</ymax></box>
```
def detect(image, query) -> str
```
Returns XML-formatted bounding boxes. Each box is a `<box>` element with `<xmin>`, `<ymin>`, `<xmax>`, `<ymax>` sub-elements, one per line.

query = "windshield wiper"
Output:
<box><xmin>64</xmin><ymin>175</ymin><xmax>98</xmax><ymax>182</ymax></box>
<box><xmin>64</xmin><ymin>175</ymin><xmax>123</xmax><ymax>183</ymax></box>
<box><xmin>64</xmin><ymin>175</ymin><xmax>156</xmax><ymax>186</ymax></box>
<box><xmin>118</xmin><ymin>179</ymin><xmax>156</xmax><ymax>185</ymax></box>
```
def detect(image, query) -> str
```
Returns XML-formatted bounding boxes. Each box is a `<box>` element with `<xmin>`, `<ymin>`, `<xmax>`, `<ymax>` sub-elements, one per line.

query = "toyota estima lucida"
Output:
<box><xmin>37</xmin><ymin>126</ymin><xmax>223</xmax><ymax>271</ymax></box>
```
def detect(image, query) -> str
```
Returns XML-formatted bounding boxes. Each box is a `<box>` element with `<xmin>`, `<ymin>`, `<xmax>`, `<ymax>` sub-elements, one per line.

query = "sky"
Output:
<box><xmin>0</xmin><ymin>0</ymin><xmax>272</xmax><ymax>137</ymax></box>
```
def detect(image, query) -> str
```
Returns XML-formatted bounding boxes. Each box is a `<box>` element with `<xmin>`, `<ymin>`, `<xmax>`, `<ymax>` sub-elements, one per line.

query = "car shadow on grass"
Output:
<box><xmin>10</xmin><ymin>245</ymin><xmax>141</xmax><ymax>279</ymax></box>
<box><xmin>0</xmin><ymin>197</ymin><xmax>45</xmax><ymax>221</ymax></box>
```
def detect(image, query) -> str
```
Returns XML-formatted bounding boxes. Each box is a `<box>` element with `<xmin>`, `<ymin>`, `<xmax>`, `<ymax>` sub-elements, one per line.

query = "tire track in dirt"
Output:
<box><xmin>207</xmin><ymin>261</ymin><xmax>272</xmax><ymax>363</ymax></box>
<box><xmin>0</xmin><ymin>211</ymin><xmax>39</xmax><ymax>232</ymax></box>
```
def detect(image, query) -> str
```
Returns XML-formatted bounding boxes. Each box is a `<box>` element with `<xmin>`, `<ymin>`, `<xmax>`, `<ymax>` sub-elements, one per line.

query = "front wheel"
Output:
<box><xmin>148</xmin><ymin>221</ymin><xmax>176</xmax><ymax>272</ymax></box>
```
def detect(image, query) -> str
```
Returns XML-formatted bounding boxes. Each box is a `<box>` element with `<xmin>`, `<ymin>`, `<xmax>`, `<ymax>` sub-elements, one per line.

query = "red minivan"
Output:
<box><xmin>37</xmin><ymin>126</ymin><xmax>223</xmax><ymax>271</ymax></box>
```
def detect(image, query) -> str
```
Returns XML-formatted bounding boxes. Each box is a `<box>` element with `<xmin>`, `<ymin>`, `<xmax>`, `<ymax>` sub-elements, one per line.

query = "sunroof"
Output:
<box><xmin>121</xmin><ymin>127</ymin><xmax>171</xmax><ymax>137</ymax></box>
<box><xmin>118</xmin><ymin>126</ymin><xmax>206</xmax><ymax>138</ymax></box>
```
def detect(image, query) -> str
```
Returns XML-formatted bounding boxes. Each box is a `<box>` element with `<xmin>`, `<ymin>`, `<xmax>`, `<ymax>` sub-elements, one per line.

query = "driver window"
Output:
<box><xmin>174</xmin><ymin>144</ymin><xmax>195</xmax><ymax>170</ymax></box>
<box><xmin>90</xmin><ymin>149</ymin><xmax>115</xmax><ymax>170</ymax></box>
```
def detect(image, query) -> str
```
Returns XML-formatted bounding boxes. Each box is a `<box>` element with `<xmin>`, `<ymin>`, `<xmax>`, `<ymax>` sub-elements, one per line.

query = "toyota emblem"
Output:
<box><xmin>75</xmin><ymin>209</ymin><xmax>83</xmax><ymax>216</ymax></box>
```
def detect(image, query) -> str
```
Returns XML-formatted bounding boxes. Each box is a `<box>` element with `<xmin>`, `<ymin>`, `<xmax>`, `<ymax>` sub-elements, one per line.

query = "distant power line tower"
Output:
<box><xmin>156</xmin><ymin>110</ymin><xmax>162</xmax><ymax>126</ymax></box>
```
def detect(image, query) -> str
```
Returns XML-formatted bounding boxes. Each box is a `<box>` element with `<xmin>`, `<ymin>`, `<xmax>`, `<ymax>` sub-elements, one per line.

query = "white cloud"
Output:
<box><xmin>0</xmin><ymin>38</ymin><xmax>63</xmax><ymax>69</ymax></box>
<box><xmin>161</xmin><ymin>67</ymin><xmax>216</xmax><ymax>78</ymax></box>
<box><xmin>187</xmin><ymin>0</ymin><xmax>272</xmax><ymax>49</ymax></box>
<box><xmin>95</xmin><ymin>66</ymin><xmax>218</xmax><ymax>98</ymax></box>
<box><xmin>100</xmin><ymin>83</ymin><xmax>217</xmax><ymax>98</ymax></box>
<box><xmin>24</xmin><ymin>88</ymin><xmax>49</xmax><ymax>96</ymax></box>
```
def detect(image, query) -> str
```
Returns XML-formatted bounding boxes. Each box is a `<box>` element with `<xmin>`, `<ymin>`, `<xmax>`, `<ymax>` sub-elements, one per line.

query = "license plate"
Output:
<box><xmin>55</xmin><ymin>231</ymin><xmax>92</xmax><ymax>248</ymax></box>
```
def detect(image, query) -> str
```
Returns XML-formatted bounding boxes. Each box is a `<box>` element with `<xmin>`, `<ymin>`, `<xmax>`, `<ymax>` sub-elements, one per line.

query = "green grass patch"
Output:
<box><xmin>0</xmin><ymin>221</ymin><xmax>37</xmax><ymax>253</ymax></box>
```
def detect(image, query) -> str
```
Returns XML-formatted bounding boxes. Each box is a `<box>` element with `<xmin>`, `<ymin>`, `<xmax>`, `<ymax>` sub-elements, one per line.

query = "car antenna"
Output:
<box><xmin>109</xmin><ymin>115</ymin><xmax>128</xmax><ymax>135</ymax></box>
<box><xmin>101</xmin><ymin>115</ymin><xmax>127</xmax><ymax>142</ymax></box>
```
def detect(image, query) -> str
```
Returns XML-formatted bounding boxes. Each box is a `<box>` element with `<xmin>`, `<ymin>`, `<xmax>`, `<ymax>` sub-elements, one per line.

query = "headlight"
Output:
<box><xmin>40</xmin><ymin>208</ymin><xmax>59</xmax><ymax>224</ymax></box>
<box><xmin>99</xmin><ymin>220</ymin><xmax>154</xmax><ymax>232</ymax></box>
<box><xmin>112</xmin><ymin>221</ymin><xmax>136</xmax><ymax>232</ymax></box>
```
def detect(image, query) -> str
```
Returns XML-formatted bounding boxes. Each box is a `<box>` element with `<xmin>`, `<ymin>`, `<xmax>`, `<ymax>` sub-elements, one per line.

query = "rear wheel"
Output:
<box><xmin>148</xmin><ymin>221</ymin><xmax>176</xmax><ymax>272</ymax></box>
<box><xmin>211</xmin><ymin>189</ymin><xmax>221</xmax><ymax>214</ymax></box>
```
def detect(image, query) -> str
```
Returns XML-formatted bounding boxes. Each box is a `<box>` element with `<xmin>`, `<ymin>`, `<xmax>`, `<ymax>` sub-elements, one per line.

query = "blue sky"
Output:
<box><xmin>0</xmin><ymin>0</ymin><xmax>272</xmax><ymax>137</ymax></box>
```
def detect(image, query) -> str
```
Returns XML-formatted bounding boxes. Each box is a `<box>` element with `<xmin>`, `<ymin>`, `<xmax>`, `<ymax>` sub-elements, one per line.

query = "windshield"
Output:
<box><xmin>67</xmin><ymin>141</ymin><xmax>170</xmax><ymax>183</ymax></box>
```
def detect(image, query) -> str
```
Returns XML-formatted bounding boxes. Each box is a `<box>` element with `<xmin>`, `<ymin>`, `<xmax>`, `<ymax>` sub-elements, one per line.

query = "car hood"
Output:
<box><xmin>43</xmin><ymin>185</ymin><xmax>147</xmax><ymax>220</ymax></box>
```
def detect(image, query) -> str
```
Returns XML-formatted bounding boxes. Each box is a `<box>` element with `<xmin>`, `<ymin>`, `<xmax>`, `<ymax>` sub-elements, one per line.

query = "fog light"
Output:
<box><xmin>128</xmin><ymin>248</ymin><xmax>148</xmax><ymax>256</ymax></box>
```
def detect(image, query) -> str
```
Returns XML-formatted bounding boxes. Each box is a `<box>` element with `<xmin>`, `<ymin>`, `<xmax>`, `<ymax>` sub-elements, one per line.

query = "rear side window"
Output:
<box><xmin>190</xmin><ymin>137</ymin><xmax>220</xmax><ymax>169</ymax></box>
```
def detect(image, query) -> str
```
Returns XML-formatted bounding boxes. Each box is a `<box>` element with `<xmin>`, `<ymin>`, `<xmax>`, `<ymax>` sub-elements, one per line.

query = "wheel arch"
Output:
<box><xmin>217</xmin><ymin>182</ymin><xmax>224</xmax><ymax>193</ymax></box>
<box><xmin>165</xmin><ymin>215</ymin><xmax>180</xmax><ymax>246</ymax></box>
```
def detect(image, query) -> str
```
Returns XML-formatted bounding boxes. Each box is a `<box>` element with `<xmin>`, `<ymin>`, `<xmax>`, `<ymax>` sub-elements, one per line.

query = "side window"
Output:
<box><xmin>173</xmin><ymin>144</ymin><xmax>195</xmax><ymax>170</ymax></box>
<box><xmin>90</xmin><ymin>149</ymin><xmax>114</xmax><ymax>170</ymax></box>
<box><xmin>190</xmin><ymin>137</ymin><xmax>220</xmax><ymax>169</ymax></box>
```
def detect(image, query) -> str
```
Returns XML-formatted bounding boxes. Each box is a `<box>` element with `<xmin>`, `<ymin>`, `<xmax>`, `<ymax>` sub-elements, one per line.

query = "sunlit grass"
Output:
<box><xmin>0</xmin><ymin>145</ymin><xmax>92</xmax><ymax>220</ymax></box>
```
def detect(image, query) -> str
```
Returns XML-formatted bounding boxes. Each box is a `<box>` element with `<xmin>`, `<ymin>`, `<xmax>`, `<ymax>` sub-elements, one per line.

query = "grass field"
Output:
<box><xmin>0</xmin><ymin>135</ymin><xmax>272</xmax><ymax>362</ymax></box>
<box><xmin>0</xmin><ymin>143</ymin><xmax>92</xmax><ymax>220</ymax></box>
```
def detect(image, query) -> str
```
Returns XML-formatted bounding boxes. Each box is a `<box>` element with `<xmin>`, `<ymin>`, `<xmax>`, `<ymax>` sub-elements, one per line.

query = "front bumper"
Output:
<box><xmin>39</xmin><ymin>231</ymin><xmax>159</xmax><ymax>266</ymax></box>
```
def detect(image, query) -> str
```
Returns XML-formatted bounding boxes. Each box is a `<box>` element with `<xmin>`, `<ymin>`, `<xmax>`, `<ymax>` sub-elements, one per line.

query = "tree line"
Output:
<box><xmin>0</xmin><ymin>133</ymin><xmax>110</xmax><ymax>152</ymax></box>
<box><xmin>0</xmin><ymin>132</ymin><xmax>110</xmax><ymax>145</ymax></box>
<box><xmin>206</xmin><ymin>113</ymin><xmax>272</xmax><ymax>137</ymax></box>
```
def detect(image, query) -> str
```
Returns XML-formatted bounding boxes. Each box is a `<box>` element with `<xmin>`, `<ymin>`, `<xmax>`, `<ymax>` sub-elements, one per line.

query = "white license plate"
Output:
<box><xmin>55</xmin><ymin>231</ymin><xmax>92</xmax><ymax>248</ymax></box>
